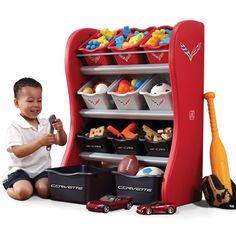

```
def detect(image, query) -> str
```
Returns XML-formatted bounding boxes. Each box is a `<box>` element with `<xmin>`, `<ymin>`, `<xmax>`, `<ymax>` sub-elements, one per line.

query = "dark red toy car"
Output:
<box><xmin>136</xmin><ymin>201</ymin><xmax>176</xmax><ymax>215</ymax></box>
<box><xmin>86</xmin><ymin>195</ymin><xmax>134</xmax><ymax>213</ymax></box>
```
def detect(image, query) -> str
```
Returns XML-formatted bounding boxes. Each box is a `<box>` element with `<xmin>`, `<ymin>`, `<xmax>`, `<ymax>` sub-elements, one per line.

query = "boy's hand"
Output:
<box><xmin>53</xmin><ymin>118</ymin><xmax>67</xmax><ymax>146</ymax></box>
<box><xmin>38</xmin><ymin>133</ymin><xmax>56</xmax><ymax>147</ymax></box>
<box><xmin>52</xmin><ymin>119</ymin><xmax>64</xmax><ymax>132</ymax></box>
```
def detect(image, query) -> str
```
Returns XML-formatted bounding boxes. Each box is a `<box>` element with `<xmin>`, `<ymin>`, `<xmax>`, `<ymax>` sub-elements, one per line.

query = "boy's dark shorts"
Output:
<box><xmin>2</xmin><ymin>169</ymin><xmax>48</xmax><ymax>190</ymax></box>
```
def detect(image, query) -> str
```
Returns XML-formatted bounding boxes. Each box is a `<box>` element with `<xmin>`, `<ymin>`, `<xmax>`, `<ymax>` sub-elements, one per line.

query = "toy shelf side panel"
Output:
<box><xmin>61</xmin><ymin>28</ymin><xmax>98</xmax><ymax>166</ymax></box>
<box><xmin>162</xmin><ymin>21</ymin><xmax>204</xmax><ymax>205</ymax></box>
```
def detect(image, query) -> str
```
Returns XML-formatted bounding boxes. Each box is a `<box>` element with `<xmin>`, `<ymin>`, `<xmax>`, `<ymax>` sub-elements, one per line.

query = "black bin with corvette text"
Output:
<box><xmin>47</xmin><ymin>165</ymin><xmax>115</xmax><ymax>204</ymax></box>
<box><xmin>113</xmin><ymin>170</ymin><xmax>163</xmax><ymax>204</ymax></box>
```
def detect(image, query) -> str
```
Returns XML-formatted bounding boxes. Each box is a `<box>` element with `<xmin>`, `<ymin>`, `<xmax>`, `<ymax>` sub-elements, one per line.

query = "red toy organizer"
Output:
<box><xmin>62</xmin><ymin>20</ymin><xmax>204</xmax><ymax>206</ymax></box>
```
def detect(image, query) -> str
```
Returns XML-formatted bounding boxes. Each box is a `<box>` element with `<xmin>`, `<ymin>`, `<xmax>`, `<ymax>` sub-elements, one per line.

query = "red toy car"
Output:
<box><xmin>136</xmin><ymin>201</ymin><xmax>176</xmax><ymax>215</ymax></box>
<box><xmin>86</xmin><ymin>195</ymin><xmax>134</xmax><ymax>213</ymax></box>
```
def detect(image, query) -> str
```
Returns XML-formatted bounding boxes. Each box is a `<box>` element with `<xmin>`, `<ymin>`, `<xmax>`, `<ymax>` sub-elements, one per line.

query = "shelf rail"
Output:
<box><xmin>80</xmin><ymin>63</ymin><xmax>169</xmax><ymax>75</ymax></box>
<box><xmin>77</xmin><ymin>49</ymin><xmax>169</xmax><ymax>58</ymax></box>
<box><xmin>80</xmin><ymin>152</ymin><xmax>169</xmax><ymax>166</ymax></box>
<box><xmin>80</xmin><ymin>109</ymin><xmax>173</xmax><ymax>120</ymax></box>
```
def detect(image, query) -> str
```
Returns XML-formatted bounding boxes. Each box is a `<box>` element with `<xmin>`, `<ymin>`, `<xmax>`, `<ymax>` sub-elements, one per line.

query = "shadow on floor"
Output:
<box><xmin>193</xmin><ymin>200</ymin><xmax>211</xmax><ymax>208</ymax></box>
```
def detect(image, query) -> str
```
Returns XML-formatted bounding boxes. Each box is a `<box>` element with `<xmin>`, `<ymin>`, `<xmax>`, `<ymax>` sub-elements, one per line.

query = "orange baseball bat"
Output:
<box><xmin>204</xmin><ymin>92</ymin><xmax>232</xmax><ymax>195</ymax></box>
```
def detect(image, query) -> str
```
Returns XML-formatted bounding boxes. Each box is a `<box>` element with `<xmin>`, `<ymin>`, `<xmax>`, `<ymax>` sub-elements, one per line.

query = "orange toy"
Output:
<box><xmin>121</xmin><ymin>122</ymin><xmax>138</xmax><ymax>139</ymax></box>
<box><xmin>107</xmin><ymin>125</ymin><xmax>123</xmax><ymax>138</ymax></box>
<box><xmin>107</xmin><ymin>122</ymin><xmax>138</xmax><ymax>139</ymax></box>
<box><xmin>204</xmin><ymin>92</ymin><xmax>232</xmax><ymax>195</ymax></box>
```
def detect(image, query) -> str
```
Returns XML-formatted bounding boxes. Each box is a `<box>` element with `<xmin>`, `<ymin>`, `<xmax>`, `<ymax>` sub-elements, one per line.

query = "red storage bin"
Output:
<box><xmin>140</xmin><ymin>26</ymin><xmax>173</xmax><ymax>64</ymax></box>
<box><xmin>108</xmin><ymin>27</ymin><xmax>154</xmax><ymax>65</ymax></box>
<box><xmin>78</xmin><ymin>30</ymin><xmax>117</xmax><ymax>66</ymax></box>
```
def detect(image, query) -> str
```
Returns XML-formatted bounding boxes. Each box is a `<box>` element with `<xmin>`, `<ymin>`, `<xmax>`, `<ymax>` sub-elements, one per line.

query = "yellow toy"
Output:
<box><xmin>204</xmin><ymin>92</ymin><xmax>232</xmax><ymax>195</ymax></box>
<box><xmin>145</xmin><ymin>29</ymin><xmax>169</xmax><ymax>47</ymax></box>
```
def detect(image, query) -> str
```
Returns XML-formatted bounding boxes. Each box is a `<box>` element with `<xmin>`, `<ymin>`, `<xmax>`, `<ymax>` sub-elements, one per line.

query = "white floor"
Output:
<box><xmin>1</xmin><ymin>184</ymin><xmax>235</xmax><ymax>236</ymax></box>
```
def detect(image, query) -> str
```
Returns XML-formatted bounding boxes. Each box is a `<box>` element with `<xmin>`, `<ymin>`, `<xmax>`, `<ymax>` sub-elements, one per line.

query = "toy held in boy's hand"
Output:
<box><xmin>117</xmin><ymin>155</ymin><xmax>139</xmax><ymax>175</ymax></box>
<box><xmin>46</xmin><ymin>114</ymin><xmax>56</xmax><ymax>151</ymax></box>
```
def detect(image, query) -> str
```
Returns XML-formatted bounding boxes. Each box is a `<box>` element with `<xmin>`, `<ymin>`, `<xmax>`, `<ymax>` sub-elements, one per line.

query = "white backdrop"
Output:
<box><xmin>1</xmin><ymin>0</ymin><xmax>236</xmax><ymax>235</ymax></box>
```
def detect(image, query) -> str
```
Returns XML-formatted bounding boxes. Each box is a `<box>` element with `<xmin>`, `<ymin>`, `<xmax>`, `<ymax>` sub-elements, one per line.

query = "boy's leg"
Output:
<box><xmin>3</xmin><ymin>170</ymin><xmax>33</xmax><ymax>200</ymax></box>
<box><xmin>34</xmin><ymin>177</ymin><xmax>49</xmax><ymax>198</ymax></box>
<box><xmin>7</xmin><ymin>180</ymin><xmax>33</xmax><ymax>200</ymax></box>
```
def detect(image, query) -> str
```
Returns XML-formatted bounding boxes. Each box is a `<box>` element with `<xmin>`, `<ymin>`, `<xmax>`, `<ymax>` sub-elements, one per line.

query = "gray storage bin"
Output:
<box><xmin>107</xmin><ymin>78</ymin><xmax>150</xmax><ymax>110</ymax></box>
<box><xmin>139</xmin><ymin>79</ymin><xmax>172</xmax><ymax>110</ymax></box>
<box><xmin>77</xmin><ymin>79</ymin><xmax>117</xmax><ymax>109</ymax></box>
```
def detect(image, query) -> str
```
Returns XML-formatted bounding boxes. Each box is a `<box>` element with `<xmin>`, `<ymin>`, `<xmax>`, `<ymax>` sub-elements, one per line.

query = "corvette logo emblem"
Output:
<box><xmin>118</xmin><ymin>98</ymin><xmax>130</xmax><ymax>106</ymax></box>
<box><xmin>119</xmin><ymin>54</ymin><xmax>131</xmax><ymax>62</ymax></box>
<box><xmin>180</xmin><ymin>42</ymin><xmax>201</xmax><ymax>61</ymax></box>
<box><xmin>152</xmin><ymin>52</ymin><xmax>164</xmax><ymax>61</ymax></box>
<box><xmin>151</xmin><ymin>97</ymin><xmax>165</xmax><ymax>107</ymax></box>
<box><xmin>88</xmin><ymin>98</ymin><xmax>100</xmax><ymax>105</ymax></box>
<box><xmin>88</xmin><ymin>55</ymin><xmax>100</xmax><ymax>64</ymax></box>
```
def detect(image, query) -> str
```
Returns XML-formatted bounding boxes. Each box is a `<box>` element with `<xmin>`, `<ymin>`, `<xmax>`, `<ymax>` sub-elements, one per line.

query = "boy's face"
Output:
<box><xmin>14</xmin><ymin>86</ymin><xmax>42</xmax><ymax>120</ymax></box>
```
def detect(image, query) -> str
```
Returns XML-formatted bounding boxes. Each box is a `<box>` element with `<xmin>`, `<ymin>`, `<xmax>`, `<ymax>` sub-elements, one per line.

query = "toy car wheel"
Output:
<box><xmin>146</xmin><ymin>207</ymin><xmax>152</xmax><ymax>215</ymax></box>
<box><xmin>103</xmin><ymin>205</ymin><xmax>110</xmax><ymax>213</ymax></box>
<box><xmin>167</xmin><ymin>206</ymin><xmax>175</xmax><ymax>214</ymax></box>
<box><xmin>125</xmin><ymin>202</ymin><xmax>133</xmax><ymax>210</ymax></box>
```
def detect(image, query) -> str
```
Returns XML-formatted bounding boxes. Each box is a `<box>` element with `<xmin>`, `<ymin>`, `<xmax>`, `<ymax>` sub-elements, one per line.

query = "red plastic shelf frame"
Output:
<box><xmin>62</xmin><ymin>21</ymin><xmax>204</xmax><ymax>206</ymax></box>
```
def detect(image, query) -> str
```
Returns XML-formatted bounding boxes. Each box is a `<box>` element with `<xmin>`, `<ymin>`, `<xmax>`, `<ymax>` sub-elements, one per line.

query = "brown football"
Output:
<box><xmin>117</xmin><ymin>155</ymin><xmax>139</xmax><ymax>175</ymax></box>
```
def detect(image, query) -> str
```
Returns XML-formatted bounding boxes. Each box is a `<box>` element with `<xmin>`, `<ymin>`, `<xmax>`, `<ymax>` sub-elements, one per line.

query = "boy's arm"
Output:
<box><xmin>10</xmin><ymin>133</ymin><xmax>56</xmax><ymax>158</ymax></box>
<box><xmin>53</xmin><ymin>119</ymin><xmax>67</xmax><ymax>146</ymax></box>
<box><xmin>55</xmin><ymin>129</ymin><xmax>67</xmax><ymax>146</ymax></box>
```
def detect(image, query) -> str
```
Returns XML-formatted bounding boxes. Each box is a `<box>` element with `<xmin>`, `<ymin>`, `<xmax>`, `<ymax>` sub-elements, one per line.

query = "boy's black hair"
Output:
<box><xmin>14</xmin><ymin>77</ymin><xmax>42</xmax><ymax>98</ymax></box>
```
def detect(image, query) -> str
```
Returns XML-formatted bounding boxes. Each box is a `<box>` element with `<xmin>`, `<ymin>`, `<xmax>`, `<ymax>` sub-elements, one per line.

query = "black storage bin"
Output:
<box><xmin>139</xmin><ymin>120</ymin><xmax>173</xmax><ymax>157</ymax></box>
<box><xmin>139</xmin><ymin>131</ymin><xmax>172</xmax><ymax>157</ymax></box>
<box><xmin>107</xmin><ymin>134</ymin><xmax>144</xmax><ymax>155</ymax></box>
<box><xmin>77</xmin><ymin>122</ymin><xmax>114</xmax><ymax>153</ymax></box>
<box><xmin>106</xmin><ymin>121</ymin><xmax>145</xmax><ymax>155</ymax></box>
<box><xmin>47</xmin><ymin>165</ymin><xmax>115</xmax><ymax>204</ymax></box>
<box><xmin>113</xmin><ymin>171</ymin><xmax>163</xmax><ymax>204</ymax></box>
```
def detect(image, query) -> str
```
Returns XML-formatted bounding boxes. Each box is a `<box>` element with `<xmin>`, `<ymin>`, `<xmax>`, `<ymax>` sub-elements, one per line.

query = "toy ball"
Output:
<box><xmin>136</xmin><ymin>166</ymin><xmax>164</xmax><ymax>176</ymax></box>
<box><xmin>150</xmin><ymin>83</ymin><xmax>171</xmax><ymax>95</ymax></box>
<box><xmin>119</xmin><ymin>79</ymin><xmax>130</xmax><ymax>87</ymax></box>
<box><xmin>94</xmin><ymin>82</ymin><xmax>110</xmax><ymax>94</ymax></box>
<box><xmin>117</xmin><ymin>80</ymin><xmax>131</xmax><ymax>94</ymax></box>
<box><xmin>117</xmin><ymin>83</ymin><xmax>130</xmax><ymax>94</ymax></box>
<box><xmin>83</xmin><ymin>87</ymin><xmax>93</xmax><ymax>94</ymax></box>
<box><xmin>131</xmin><ymin>79</ymin><xmax>138</xmax><ymax>87</ymax></box>
<box><xmin>134</xmin><ymin>80</ymin><xmax>143</xmax><ymax>89</ymax></box>
<box><xmin>118</xmin><ymin>155</ymin><xmax>139</xmax><ymax>176</ymax></box>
